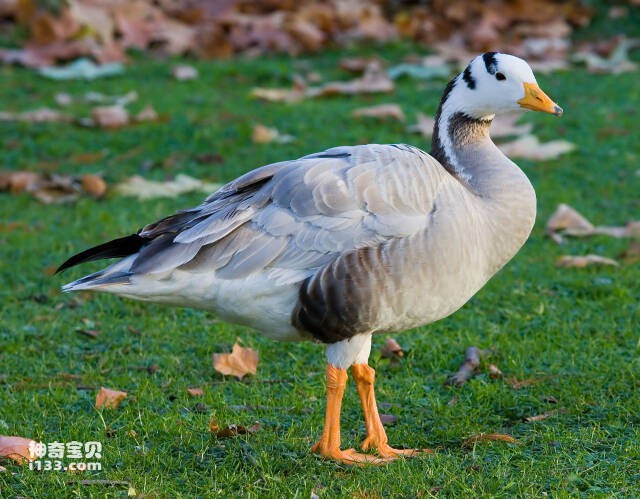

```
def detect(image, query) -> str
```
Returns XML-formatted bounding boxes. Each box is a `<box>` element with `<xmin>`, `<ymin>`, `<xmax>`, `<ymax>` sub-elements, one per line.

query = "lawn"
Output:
<box><xmin>1</xmin><ymin>21</ymin><xmax>640</xmax><ymax>499</ymax></box>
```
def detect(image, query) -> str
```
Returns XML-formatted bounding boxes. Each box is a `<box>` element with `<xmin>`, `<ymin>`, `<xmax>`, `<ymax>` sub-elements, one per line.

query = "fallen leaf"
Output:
<box><xmin>487</xmin><ymin>364</ymin><xmax>504</xmax><ymax>379</ymax></box>
<box><xmin>339</xmin><ymin>57</ymin><xmax>378</xmax><ymax>73</ymax></box>
<box><xmin>172</xmin><ymin>65</ymin><xmax>199</xmax><ymax>80</ymax></box>
<box><xmin>407</xmin><ymin>112</ymin><xmax>435</xmax><ymax>138</ymax></box>
<box><xmin>556</xmin><ymin>254</ymin><xmax>619</xmax><ymax>268</ymax></box>
<box><xmin>546</xmin><ymin>204</ymin><xmax>640</xmax><ymax>243</ymax></box>
<box><xmin>379</xmin><ymin>414</ymin><xmax>398</xmax><ymax>426</ymax></box>
<box><xmin>76</xmin><ymin>329</ymin><xmax>100</xmax><ymax>338</ymax></box>
<box><xmin>572</xmin><ymin>37</ymin><xmax>640</xmax><ymax>74</ymax></box>
<box><xmin>0</xmin><ymin>171</ymin><xmax>41</xmax><ymax>193</ymax></box>
<box><xmin>210</xmin><ymin>416</ymin><xmax>262</xmax><ymax>438</ymax></box>
<box><xmin>115</xmin><ymin>174</ymin><xmax>222</xmax><ymax>200</ymax></box>
<box><xmin>95</xmin><ymin>386</ymin><xmax>127</xmax><ymax>409</ymax></box>
<box><xmin>55</xmin><ymin>92</ymin><xmax>73</xmax><ymax>106</ymax></box>
<box><xmin>546</xmin><ymin>203</ymin><xmax>594</xmax><ymax>241</ymax></box>
<box><xmin>387</xmin><ymin>62</ymin><xmax>450</xmax><ymax>80</ymax></box>
<box><xmin>250</xmin><ymin>86</ymin><xmax>306</xmax><ymax>104</ymax></box>
<box><xmin>351</xmin><ymin>104</ymin><xmax>405</xmax><ymax>122</ymax></box>
<box><xmin>498</xmin><ymin>135</ymin><xmax>575</xmax><ymax>160</ymax></box>
<box><xmin>0</xmin><ymin>107</ymin><xmax>71</xmax><ymax>123</ymax></box>
<box><xmin>309</xmin><ymin>61</ymin><xmax>394</xmax><ymax>97</ymax></box>
<box><xmin>39</xmin><ymin>58</ymin><xmax>125</xmax><ymax>80</ymax></box>
<box><xmin>91</xmin><ymin>105</ymin><xmax>129</xmax><ymax>128</ymax></box>
<box><xmin>505</xmin><ymin>376</ymin><xmax>549</xmax><ymax>390</ymax></box>
<box><xmin>462</xmin><ymin>433</ymin><xmax>518</xmax><ymax>448</ymax></box>
<box><xmin>85</xmin><ymin>90</ymin><xmax>138</xmax><ymax>107</ymax></box>
<box><xmin>0</xmin><ymin>435</ymin><xmax>35</xmax><ymax>463</ymax></box>
<box><xmin>445</xmin><ymin>346</ymin><xmax>482</xmax><ymax>386</ymax></box>
<box><xmin>81</xmin><ymin>174</ymin><xmax>107</xmax><ymax>199</ymax></box>
<box><xmin>619</xmin><ymin>241</ymin><xmax>640</xmax><ymax>264</ymax></box>
<box><xmin>251</xmin><ymin>124</ymin><xmax>295</xmax><ymax>144</ymax></box>
<box><xmin>187</xmin><ymin>387</ymin><xmax>204</xmax><ymax>397</ymax></box>
<box><xmin>134</xmin><ymin>105</ymin><xmax>159</xmax><ymax>123</ymax></box>
<box><xmin>525</xmin><ymin>410</ymin><xmax>558</xmax><ymax>422</ymax></box>
<box><xmin>212</xmin><ymin>343</ymin><xmax>259</xmax><ymax>380</ymax></box>
<box><xmin>380</xmin><ymin>338</ymin><xmax>404</xmax><ymax>358</ymax></box>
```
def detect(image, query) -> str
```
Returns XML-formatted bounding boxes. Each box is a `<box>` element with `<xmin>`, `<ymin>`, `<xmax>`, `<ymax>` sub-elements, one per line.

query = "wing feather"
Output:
<box><xmin>121</xmin><ymin>144</ymin><xmax>445</xmax><ymax>282</ymax></box>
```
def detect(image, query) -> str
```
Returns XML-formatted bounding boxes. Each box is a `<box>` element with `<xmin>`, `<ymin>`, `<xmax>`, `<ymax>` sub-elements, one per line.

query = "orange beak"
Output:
<box><xmin>518</xmin><ymin>82</ymin><xmax>563</xmax><ymax>116</ymax></box>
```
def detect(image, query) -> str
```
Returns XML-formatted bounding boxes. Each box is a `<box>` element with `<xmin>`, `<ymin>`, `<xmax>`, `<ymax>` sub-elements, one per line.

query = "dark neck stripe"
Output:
<box><xmin>462</xmin><ymin>65</ymin><xmax>475</xmax><ymax>89</ymax></box>
<box><xmin>483</xmin><ymin>52</ymin><xmax>498</xmax><ymax>75</ymax></box>
<box><xmin>430</xmin><ymin>77</ymin><xmax>457</xmax><ymax>175</ymax></box>
<box><xmin>430</xmin><ymin>76</ymin><xmax>492</xmax><ymax>179</ymax></box>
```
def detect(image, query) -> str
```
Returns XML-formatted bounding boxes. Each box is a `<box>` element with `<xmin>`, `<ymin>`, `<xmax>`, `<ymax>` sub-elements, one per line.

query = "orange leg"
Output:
<box><xmin>311</xmin><ymin>364</ymin><xmax>384</xmax><ymax>465</ymax></box>
<box><xmin>351</xmin><ymin>363</ymin><xmax>431</xmax><ymax>459</ymax></box>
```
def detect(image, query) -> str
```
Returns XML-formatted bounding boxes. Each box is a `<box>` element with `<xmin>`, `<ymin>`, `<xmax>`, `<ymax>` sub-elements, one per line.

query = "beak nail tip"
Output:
<box><xmin>554</xmin><ymin>105</ymin><xmax>564</xmax><ymax>117</ymax></box>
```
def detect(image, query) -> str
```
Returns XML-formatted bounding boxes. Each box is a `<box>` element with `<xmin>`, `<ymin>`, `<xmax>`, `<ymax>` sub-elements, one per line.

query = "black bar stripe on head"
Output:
<box><xmin>462</xmin><ymin>65</ymin><xmax>475</xmax><ymax>89</ymax></box>
<box><xmin>483</xmin><ymin>52</ymin><xmax>498</xmax><ymax>75</ymax></box>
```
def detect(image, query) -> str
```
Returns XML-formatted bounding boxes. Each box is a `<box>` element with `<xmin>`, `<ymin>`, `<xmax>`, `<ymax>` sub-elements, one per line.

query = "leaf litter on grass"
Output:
<box><xmin>212</xmin><ymin>343</ymin><xmax>259</xmax><ymax>380</ymax></box>
<box><xmin>0</xmin><ymin>435</ymin><xmax>35</xmax><ymax>463</ymax></box>
<box><xmin>95</xmin><ymin>387</ymin><xmax>127</xmax><ymax>409</ymax></box>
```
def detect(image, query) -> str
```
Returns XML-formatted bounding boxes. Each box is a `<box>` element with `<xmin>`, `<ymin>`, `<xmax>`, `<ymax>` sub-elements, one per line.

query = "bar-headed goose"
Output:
<box><xmin>58</xmin><ymin>52</ymin><xmax>562</xmax><ymax>464</ymax></box>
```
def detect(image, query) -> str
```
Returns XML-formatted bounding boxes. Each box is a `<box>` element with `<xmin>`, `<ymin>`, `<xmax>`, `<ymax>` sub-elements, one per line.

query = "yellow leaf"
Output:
<box><xmin>212</xmin><ymin>343</ymin><xmax>258</xmax><ymax>380</ymax></box>
<box><xmin>95</xmin><ymin>386</ymin><xmax>127</xmax><ymax>409</ymax></box>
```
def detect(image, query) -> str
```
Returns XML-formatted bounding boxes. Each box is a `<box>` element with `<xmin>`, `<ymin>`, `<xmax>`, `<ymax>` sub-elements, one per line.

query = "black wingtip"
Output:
<box><xmin>56</xmin><ymin>234</ymin><xmax>147</xmax><ymax>274</ymax></box>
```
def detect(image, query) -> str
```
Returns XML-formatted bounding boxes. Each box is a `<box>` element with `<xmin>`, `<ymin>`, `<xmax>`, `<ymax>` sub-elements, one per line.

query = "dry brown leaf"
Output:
<box><xmin>487</xmin><ymin>364</ymin><xmax>504</xmax><ymax>379</ymax></box>
<box><xmin>310</xmin><ymin>62</ymin><xmax>394</xmax><ymax>97</ymax></box>
<box><xmin>251</xmin><ymin>87</ymin><xmax>306</xmax><ymax>103</ymax></box>
<box><xmin>76</xmin><ymin>328</ymin><xmax>100</xmax><ymax>338</ymax></box>
<box><xmin>546</xmin><ymin>203</ymin><xmax>594</xmax><ymax>241</ymax></box>
<box><xmin>339</xmin><ymin>57</ymin><xmax>379</xmax><ymax>73</ymax></box>
<box><xmin>556</xmin><ymin>254</ymin><xmax>619</xmax><ymax>268</ymax></box>
<box><xmin>572</xmin><ymin>37</ymin><xmax>640</xmax><ymax>74</ymax></box>
<box><xmin>462</xmin><ymin>433</ymin><xmax>518</xmax><ymax>447</ymax></box>
<box><xmin>379</xmin><ymin>414</ymin><xmax>398</xmax><ymax>426</ymax></box>
<box><xmin>81</xmin><ymin>174</ymin><xmax>107</xmax><ymax>199</ymax></box>
<box><xmin>407</xmin><ymin>112</ymin><xmax>435</xmax><ymax>138</ymax></box>
<box><xmin>172</xmin><ymin>65</ymin><xmax>198</xmax><ymax>80</ymax></box>
<box><xmin>380</xmin><ymin>338</ymin><xmax>404</xmax><ymax>359</ymax></box>
<box><xmin>525</xmin><ymin>410</ymin><xmax>558</xmax><ymax>423</ymax></box>
<box><xmin>505</xmin><ymin>376</ymin><xmax>549</xmax><ymax>390</ymax></box>
<box><xmin>1</xmin><ymin>171</ymin><xmax>107</xmax><ymax>204</ymax></box>
<box><xmin>92</xmin><ymin>106</ymin><xmax>129</xmax><ymax>128</ymax></box>
<box><xmin>187</xmin><ymin>387</ymin><xmax>204</xmax><ymax>397</ymax></box>
<box><xmin>445</xmin><ymin>346</ymin><xmax>482</xmax><ymax>386</ymax></box>
<box><xmin>134</xmin><ymin>105</ymin><xmax>159</xmax><ymax>123</ymax></box>
<box><xmin>251</xmin><ymin>124</ymin><xmax>295</xmax><ymax>144</ymax></box>
<box><xmin>0</xmin><ymin>435</ymin><xmax>35</xmax><ymax>463</ymax></box>
<box><xmin>115</xmin><ymin>174</ymin><xmax>222</xmax><ymax>200</ymax></box>
<box><xmin>0</xmin><ymin>107</ymin><xmax>71</xmax><ymax>123</ymax></box>
<box><xmin>0</xmin><ymin>171</ymin><xmax>41</xmax><ymax>193</ymax></box>
<box><xmin>498</xmin><ymin>135</ymin><xmax>575</xmax><ymax>160</ymax></box>
<box><xmin>212</xmin><ymin>343</ymin><xmax>259</xmax><ymax>380</ymax></box>
<box><xmin>95</xmin><ymin>386</ymin><xmax>127</xmax><ymax>409</ymax></box>
<box><xmin>351</xmin><ymin>104</ymin><xmax>405</xmax><ymax>122</ymax></box>
<box><xmin>210</xmin><ymin>416</ymin><xmax>262</xmax><ymax>438</ymax></box>
<box><xmin>546</xmin><ymin>204</ymin><xmax>640</xmax><ymax>243</ymax></box>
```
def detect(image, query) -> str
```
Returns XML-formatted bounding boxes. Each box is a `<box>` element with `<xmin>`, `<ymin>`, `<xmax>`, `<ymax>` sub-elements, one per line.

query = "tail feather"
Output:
<box><xmin>56</xmin><ymin>234</ymin><xmax>146</xmax><ymax>274</ymax></box>
<box><xmin>62</xmin><ymin>270</ymin><xmax>132</xmax><ymax>292</ymax></box>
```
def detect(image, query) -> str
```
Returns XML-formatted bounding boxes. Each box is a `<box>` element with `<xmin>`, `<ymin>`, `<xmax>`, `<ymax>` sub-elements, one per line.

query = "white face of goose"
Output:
<box><xmin>451</xmin><ymin>52</ymin><xmax>563</xmax><ymax>120</ymax></box>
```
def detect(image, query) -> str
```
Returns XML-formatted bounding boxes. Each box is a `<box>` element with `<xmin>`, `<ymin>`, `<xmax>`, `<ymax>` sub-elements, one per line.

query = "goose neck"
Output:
<box><xmin>430</xmin><ymin>106</ymin><xmax>494</xmax><ymax>182</ymax></box>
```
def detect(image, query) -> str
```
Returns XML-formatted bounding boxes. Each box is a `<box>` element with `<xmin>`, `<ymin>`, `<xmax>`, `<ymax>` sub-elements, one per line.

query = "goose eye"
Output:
<box><xmin>495</xmin><ymin>72</ymin><xmax>506</xmax><ymax>81</ymax></box>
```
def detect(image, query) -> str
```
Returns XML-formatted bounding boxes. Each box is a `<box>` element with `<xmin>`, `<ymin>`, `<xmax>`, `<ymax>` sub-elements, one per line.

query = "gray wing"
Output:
<box><xmin>130</xmin><ymin>144</ymin><xmax>446</xmax><ymax>285</ymax></box>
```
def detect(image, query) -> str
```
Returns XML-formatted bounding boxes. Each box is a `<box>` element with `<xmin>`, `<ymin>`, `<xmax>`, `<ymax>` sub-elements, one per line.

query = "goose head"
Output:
<box><xmin>443</xmin><ymin>52</ymin><xmax>563</xmax><ymax>120</ymax></box>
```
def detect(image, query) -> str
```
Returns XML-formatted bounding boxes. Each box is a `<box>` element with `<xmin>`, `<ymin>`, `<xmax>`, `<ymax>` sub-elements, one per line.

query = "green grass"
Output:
<box><xmin>1</xmin><ymin>35</ymin><xmax>640</xmax><ymax>498</ymax></box>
